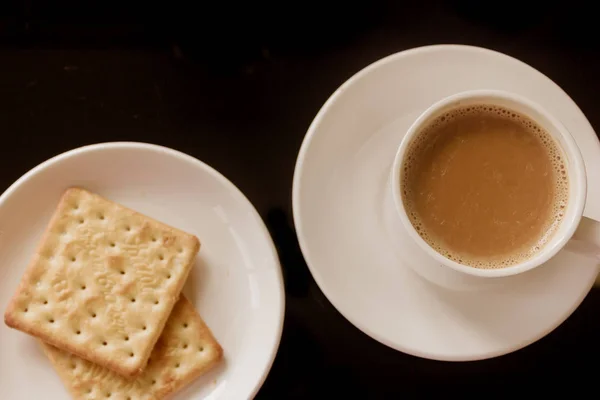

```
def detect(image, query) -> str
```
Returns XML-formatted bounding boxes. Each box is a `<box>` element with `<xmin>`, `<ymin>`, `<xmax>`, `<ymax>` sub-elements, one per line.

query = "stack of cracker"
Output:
<box><xmin>4</xmin><ymin>188</ymin><xmax>223</xmax><ymax>399</ymax></box>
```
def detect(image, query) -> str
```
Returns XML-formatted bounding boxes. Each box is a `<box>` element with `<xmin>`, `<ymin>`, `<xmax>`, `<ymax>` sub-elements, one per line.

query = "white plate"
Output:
<box><xmin>293</xmin><ymin>45</ymin><xmax>600</xmax><ymax>361</ymax></box>
<box><xmin>0</xmin><ymin>142</ymin><xmax>284</xmax><ymax>399</ymax></box>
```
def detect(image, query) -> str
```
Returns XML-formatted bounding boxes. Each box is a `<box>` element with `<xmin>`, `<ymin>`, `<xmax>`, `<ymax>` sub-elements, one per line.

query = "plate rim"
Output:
<box><xmin>0</xmin><ymin>141</ymin><xmax>285</xmax><ymax>398</ymax></box>
<box><xmin>292</xmin><ymin>44</ymin><xmax>598</xmax><ymax>361</ymax></box>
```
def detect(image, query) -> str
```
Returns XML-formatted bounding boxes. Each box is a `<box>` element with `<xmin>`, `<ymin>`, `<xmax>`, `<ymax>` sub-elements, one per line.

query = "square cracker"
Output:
<box><xmin>4</xmin><ymin>187</ymin><xmax>200</xmax><ymax>377</ymax></box>
<box><xmin>41</xmin><ymin>296</ymin><xmax>223</xmax><ymax>400</ymax></box>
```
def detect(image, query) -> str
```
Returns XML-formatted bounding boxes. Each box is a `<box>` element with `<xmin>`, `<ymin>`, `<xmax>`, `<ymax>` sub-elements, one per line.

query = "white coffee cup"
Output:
<box><xmin>391</xmin><ymin>89</ymin><xmax>600</xmax><ymax>278</ymax></box>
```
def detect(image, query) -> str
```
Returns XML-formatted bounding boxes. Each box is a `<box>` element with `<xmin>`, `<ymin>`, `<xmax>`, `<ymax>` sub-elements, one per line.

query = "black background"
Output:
<box><xmin>1</xmin><ymin>0</ymin><xmax>599</xmax><ymax>397</ymax></box>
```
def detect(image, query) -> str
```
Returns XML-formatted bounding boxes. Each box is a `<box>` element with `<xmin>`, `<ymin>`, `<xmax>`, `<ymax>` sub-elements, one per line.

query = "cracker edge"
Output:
<box><xmin>154</xmin><ymin>296</ymin><xmax>224</xmax><ymax>399</ymax></box>
<box><xmin>40</xmin><ymin>296</ymin><xmax>223</xmax><ymax>400</ymax></box>
<box><xmin>4</xmin><ymin>187</ymin><xmax>201</xmax><ymax>378</ymax></box>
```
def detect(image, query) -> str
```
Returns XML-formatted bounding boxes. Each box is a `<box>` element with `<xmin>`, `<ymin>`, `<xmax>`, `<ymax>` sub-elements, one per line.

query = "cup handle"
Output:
<box><xmin>564</xmin><ymin>216</ymin><xmax>600</xmax><ymax>287</ymax></box>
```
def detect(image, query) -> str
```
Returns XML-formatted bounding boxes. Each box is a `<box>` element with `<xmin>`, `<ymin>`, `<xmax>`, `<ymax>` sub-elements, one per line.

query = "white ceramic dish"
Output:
<box><xmin>293</xmin><ymin>45</ymin><xmax>600</xmax><ymax>361</ymax></box>
<box><xmin>0</xmin><ymin>142</ymin><xmax>285</xmax><ymax>399</ymax></box>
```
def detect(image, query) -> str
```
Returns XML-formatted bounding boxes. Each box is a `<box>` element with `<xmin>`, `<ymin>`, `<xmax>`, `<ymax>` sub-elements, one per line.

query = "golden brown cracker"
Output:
<box><xmin>42</xmin><ymin>296</ymin><xmax>223</xmax><ymax>400</ymax></box>
<box><xmin>4</xmin><ymin>188</ymin><xmax>200</xmax><ymax>377</ymax></box>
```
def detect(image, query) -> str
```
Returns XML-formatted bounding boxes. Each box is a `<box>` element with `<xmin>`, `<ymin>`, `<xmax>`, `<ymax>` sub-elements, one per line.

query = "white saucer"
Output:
<box><xmin>293</xmin><ymin>45</ymin><xmax>600</xmax><ymax>361</ymax></box>
<box><xmin>0</xmin><ymin>143</ymin><xmax>284</xmax><ymax>399</ymax></box>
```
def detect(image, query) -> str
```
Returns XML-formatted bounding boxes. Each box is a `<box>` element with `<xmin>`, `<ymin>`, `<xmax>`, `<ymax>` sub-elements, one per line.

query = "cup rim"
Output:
<box><xmin>391</xmin><ymin>89</ymin><xmax>587</xmax><ymax>278</ymax></box>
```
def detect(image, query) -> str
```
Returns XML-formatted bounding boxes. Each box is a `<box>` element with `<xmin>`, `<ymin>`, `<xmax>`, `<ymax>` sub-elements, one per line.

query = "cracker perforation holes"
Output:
<box><xmin>70</xmin><ymin>363</ymin><xmax>76</xmax><ymax>369</ymax></box>
<box><xmin>98</xmin><ymin>213</ymin><xmax>105</xmax><ymax>220</ymax></box>
<box><xmin>110</xmin><ymin>242</ymin><xmax>116</xmax><ymax>248</ymax></box>
<box><xmin>49</xmin><ymin>318</ymin><xmax>55</xmax><ymax>323</ymax></box>
<box><xmin>151</xmin><ymin>379</ymin><xmax>156</xmax><ymax>385</ymax></box>
<box><xmin>119</xmin><ymin>270</ymin><xmax>125</xmax><ymax>275</ymax></box>
<box><xmin>158</xmin><ymin>254</ymin><xmax>164</xmax><ymax>261</ymax></box>
<box><xmin>70</xmin><ymin>256</ymin><xmax>76</xmax><ymax>262</ymax></box>
<box><xmin>151</xmin><ymin>236</ymin><xmax>157</xmax><ymax>242</ymax></box>
<box><xmin>167</xmin><ymin>274</ymin><xmax>172</xmax><ymax>279</ymax></box>
<box><xmin>78</xmin><ymin>218</ymin><xmax>84</xmax><ymax>224</ymax></box>
<box><xmin>23</xmin><ymin>307</ymin><xmax>28</xmax><ymax>312</ymax></box>
<box><xmin>142</xmin><ymin>325</ymin><xmax>147</xmax><ymax>331</ymax></box>
<box><xmin>183</xmin><ymin>343</ymin><xmax>188</xmax><ymax>349</ymax></box>
<box><xmin>91</xmin><ymin>312</ymin><xmax>97</xmax><ymax>318</ymax></box>
<box><xmin>125</xmin><ymin>225</ymin><xmax>131</xmax><ymax>232</ymax></box>
<box><xmin>199</xmin><ymin>346</ymin><xmax>204</xmax><ymax>352</ymax></box>
<box><xmin>183</xmin><ymin>323</ymin><xmax>188</xmax><ymax>328</ymax></box>
<box><xmin>154</xmin><ymin>300</ymin><xmax>159</xmax><ymax>305</ymax></box>
<box><xmin>131</xmin><ymin>298</ymin><xmax>136</xmax><ymax>303</ymax></box>
<box><xmin>129</xmin><ymin>352</ymin><xmax>134</xmax><ymax>357</ymax></box>
<box><xmin>43</xmin><ymin>300</ymin><xmax>48</xmax><ymax>305</ymax></box>
<box><xmin>124</xmin><ymin>336</ymin><xmax>129</xmax><ymax>341</ymax></box>
<box><xmin>106</xmin><ymin>392</ymin><xmax>111</xmax><ymax>398</ymax></box>
<box><xmin>102</xmin><ymin>341</ymin><xmax>107</xmax><ymax>346</ymax></box>
<box><xmin>81</xmin><ymin>285</ymin><xmax>86</xmax><ymax>290</ymax></box>
<box><xmin>175</xmin><ymin>363</ymin><xmax>180</xmax><ymax>368</ymax></box>
<box><xmin>76</xmin><ymin>330</ymin><xmax>81</xmax><ymax>335</ymax></box>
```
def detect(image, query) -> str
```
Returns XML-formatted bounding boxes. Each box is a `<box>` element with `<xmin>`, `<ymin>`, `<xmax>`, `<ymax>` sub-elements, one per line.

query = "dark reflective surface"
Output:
<box><xmin>0</xmin><ymin>0</ymin><xmax>598</xmax><ymax>396</ymax></box>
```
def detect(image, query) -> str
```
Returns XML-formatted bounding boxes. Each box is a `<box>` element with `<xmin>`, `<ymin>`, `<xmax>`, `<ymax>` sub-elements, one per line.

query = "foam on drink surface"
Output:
<box><xmin>401</xmin><ymin>105</ymin><xmax>568</xmax><ymax>269</ymax></box>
